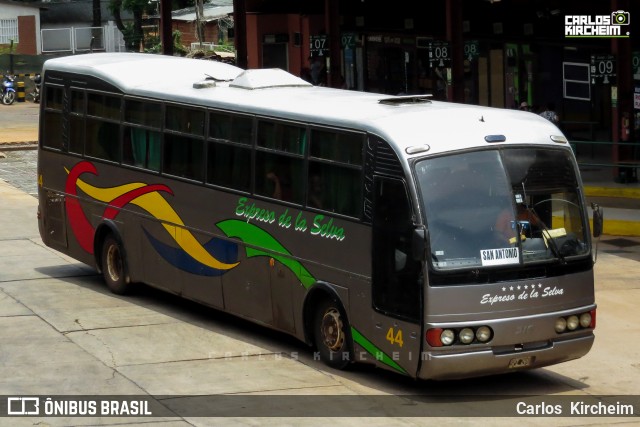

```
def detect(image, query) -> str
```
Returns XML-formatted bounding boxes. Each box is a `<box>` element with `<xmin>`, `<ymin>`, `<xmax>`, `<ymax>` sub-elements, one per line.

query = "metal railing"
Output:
<box><xmin>571</xmin><ymin>140</ymin><xmax>640</xmax><ymax>168</ymax></box>
<box><xmin>41</xmin><ymin>23</ymin><xmax>125</xmax><ymax>54</ymax></box>
<box><xmin>571</xmin><ymin>139</ymin><xmax>640</xmax><ymax>183</ymax></box>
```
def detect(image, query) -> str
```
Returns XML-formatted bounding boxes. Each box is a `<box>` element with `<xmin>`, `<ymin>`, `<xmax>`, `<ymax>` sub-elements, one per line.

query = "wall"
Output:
<box><xmin>0</xmin><ymin>2</ymin><xmax>41</xmax><ymax>55</ymax></box>
<box><xmin>245</xmin><ymin>13</ymin><xmax>323</xmax><ymax>73</ymax></box>
<box><xmin>172</xmin><ymin>20</ymin><xmax>221</xmax><ymax>48</ymax></box>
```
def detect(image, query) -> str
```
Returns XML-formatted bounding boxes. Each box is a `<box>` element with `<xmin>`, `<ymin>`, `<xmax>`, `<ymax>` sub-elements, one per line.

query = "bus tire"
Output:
<box><xmin>101</xmin><ymin>235</ymin><xmax>130</xmax><ymax>295</ymax></box>
<box><xmin>313</xmin><ymin>298</ymin><xmax>352</xmax><ymax>370</ymax></box>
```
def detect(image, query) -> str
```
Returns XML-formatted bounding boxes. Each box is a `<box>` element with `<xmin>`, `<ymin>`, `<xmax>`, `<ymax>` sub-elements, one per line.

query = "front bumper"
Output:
<box><xmin>418</xmin><ymin>334</ymin><xmax>594</xmax><ymax>380</ymax></box>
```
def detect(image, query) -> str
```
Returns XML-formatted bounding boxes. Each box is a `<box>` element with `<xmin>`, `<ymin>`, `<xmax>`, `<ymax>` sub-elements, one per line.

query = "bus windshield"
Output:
<box><xmin>416</xmin><ymin>148</ymin><xmax>589</xmax><ymax>271</ymax></box>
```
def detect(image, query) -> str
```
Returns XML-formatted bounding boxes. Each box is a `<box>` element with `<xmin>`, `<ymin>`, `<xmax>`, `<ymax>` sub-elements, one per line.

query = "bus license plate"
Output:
<box><xmin>508</xmin><ymin>356</ymin><xmax>534</xmax><ymax>369</ymax></box>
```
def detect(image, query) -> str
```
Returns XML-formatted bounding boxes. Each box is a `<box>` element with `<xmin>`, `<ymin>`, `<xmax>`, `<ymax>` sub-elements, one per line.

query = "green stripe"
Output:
<box><xmin>351</xmin><ymin>327</ymin><xmax>407</xmax><ymax>375</ymax></box>
<box><xmin>217</xmin><ymin>219</ymin><xmax>316</xmax><ymax>289</ymax></box>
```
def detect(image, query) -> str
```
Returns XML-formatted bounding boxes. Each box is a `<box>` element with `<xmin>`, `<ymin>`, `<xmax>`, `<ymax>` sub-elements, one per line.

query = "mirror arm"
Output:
<box><xmin>412</xmin><ymin>225</ymin><xmax>428</xmax><ymax>261</ymax></box>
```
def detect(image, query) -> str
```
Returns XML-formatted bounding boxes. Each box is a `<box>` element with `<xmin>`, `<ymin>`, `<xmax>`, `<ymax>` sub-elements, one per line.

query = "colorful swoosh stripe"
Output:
<box><xmin>143</xmin><ymin>228</ymin><xmax>238</xmax><ymax>276</ymax></box>
<box><xmin>65</xmin><ymin>161</ymin><xmax>239</xmax><ymax>274</ymax></box>
<box><xmin>64</xmin><ymin>162</ymin><xmax>398</xmax><ymax>372</ymax></box>
<box><xmin>217</xmin><ymin>219</ymin><xmax>317</xmax><ymax>289</ymax></box>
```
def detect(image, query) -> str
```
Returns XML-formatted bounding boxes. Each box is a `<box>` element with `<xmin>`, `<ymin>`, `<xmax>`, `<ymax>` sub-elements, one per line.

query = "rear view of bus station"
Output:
<box><xmin>230</xmin><ymin>0</ymin><xmax>639</xmax><ymax>183</ymax></box>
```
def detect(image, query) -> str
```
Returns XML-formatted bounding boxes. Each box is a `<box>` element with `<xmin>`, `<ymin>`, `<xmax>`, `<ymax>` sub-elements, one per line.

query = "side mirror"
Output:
<box><xmin>591</xmin><ymin>203</ymin><xmax>604</xmax><ymax>238</ymax></box>
<box><xmin>412</xmin><ymin>226</ymin><xmax>427</xmax><ymax>261</ymax></box>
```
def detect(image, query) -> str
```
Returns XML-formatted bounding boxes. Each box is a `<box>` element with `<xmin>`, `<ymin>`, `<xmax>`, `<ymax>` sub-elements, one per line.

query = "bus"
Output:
<box><xmin>37</xmin><ymin>53</ymin><xmax>603</xmax><ymax>380</ymax></box>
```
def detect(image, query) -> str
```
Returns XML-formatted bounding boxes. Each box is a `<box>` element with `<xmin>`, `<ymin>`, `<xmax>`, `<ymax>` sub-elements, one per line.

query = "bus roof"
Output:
<box><xmin>43</xmin><ymin>53</ymin><xmax>567</xmax><ymax>157</ymax></box>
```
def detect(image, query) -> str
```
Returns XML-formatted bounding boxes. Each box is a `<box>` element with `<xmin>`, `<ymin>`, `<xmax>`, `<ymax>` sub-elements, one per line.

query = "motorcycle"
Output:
<box><xmin>2</xmin><ymin>72</ymin><xmax>16</xmax><ymax>105</ymax></box>
<box><xmin>29</xmin><ymin>73</ymin><xmax>41</xmax><ymax>103</ymax></box>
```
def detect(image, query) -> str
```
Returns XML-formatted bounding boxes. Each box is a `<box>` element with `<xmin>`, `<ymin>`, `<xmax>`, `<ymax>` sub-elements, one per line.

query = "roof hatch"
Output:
<box><xmin>378</xmin><ymin>95</ymin><xmax>432</xmax><ymax>105</ymax></box>
<box><xmin>230</xmin><ymin>68</ymin><xmax>312</xmax><ymax>90</ymax></box>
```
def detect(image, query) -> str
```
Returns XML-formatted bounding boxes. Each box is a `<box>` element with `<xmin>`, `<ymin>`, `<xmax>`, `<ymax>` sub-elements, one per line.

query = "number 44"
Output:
<box><xmin>386</xmin><ymin>327</ymin><xmax>404</xmax><ymax>347</ymax></box>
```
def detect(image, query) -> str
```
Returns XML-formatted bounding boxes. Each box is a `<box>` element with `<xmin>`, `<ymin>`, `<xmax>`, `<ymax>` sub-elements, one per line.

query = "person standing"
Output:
<box><xmin>540</xmin><ymin>102</ymin><xmax>559</xmax><ymax>124</ymax></box>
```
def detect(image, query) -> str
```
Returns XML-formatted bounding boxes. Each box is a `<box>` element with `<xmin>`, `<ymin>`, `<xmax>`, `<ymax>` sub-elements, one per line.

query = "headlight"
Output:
<box><xmin>579</xmin><ymin>312</ymin><xmax>592</xmax><ymax>328</ymax></box>
<box><xmin>441</xmin><ymin>329</ymin><xmax>455</xmax><ymax>346</ymax></box>
<box><xmin>555</xmin><ymin>317</ymin><xmax>567</xmax><ymax>333</ymax></box>
<box><xmin>566</xmin><ymin>315</ymin><xmax>579</xmax><ymax>330</ymax></box>
<box><xmin>475</xmin><ymin>326</ymin><xmax>492</xmax><ymax>342</ymax></box>
<box><xmin>459</xmin><ymin>328</ymin><xmax>474</xmax><ymax>344</ymax></box>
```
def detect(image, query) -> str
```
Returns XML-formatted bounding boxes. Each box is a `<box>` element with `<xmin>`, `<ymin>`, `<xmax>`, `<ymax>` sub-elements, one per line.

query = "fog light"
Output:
<box><xmin>566</xmin><ymin>315</ymin><xmax>579</xmax><ymax>330</ymax></box>
<box><xmin>441</xmin><ymin>329</ymin><xmax>455</xmax><ymax>346</ymax></box>
<box><xmin>459</xmin><ymin>328</ymin><xmax>474</xmax><ymax>344</ymax></box>
<box><xmin>476</xmin><ymin>326</ymin><xmax>492</xmax><ymax>342</ymax></box>
<box><xmin>579</xmin><ymin>312</ymin><xmax>592</xmax><ymax>328</ymax></box>
<box><xmin>555</xmin><ymin>317</ymin><xmax>567</xmax><ymax>333</ymax></box>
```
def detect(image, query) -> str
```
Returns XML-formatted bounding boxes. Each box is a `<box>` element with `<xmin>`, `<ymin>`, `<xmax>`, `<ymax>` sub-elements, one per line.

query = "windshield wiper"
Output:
<box><xmin>521</xmin><ymin>182</ymin><xmax>566</xmax><ymax>264</ymax></box>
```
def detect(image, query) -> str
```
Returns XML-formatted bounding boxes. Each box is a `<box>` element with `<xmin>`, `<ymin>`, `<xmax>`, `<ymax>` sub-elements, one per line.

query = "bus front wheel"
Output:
<box><xmin>313</xmin><ymin>298</ymin><xmax>352</xmax><ymax>370</ymax></box>
<box><xmin>101</xmin><ymin>235</ymin><xmax>130</xmax><ymax>295</ymax></box>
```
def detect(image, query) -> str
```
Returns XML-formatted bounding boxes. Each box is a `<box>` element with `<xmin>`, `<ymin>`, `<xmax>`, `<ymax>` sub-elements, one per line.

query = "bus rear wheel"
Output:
<box><xmin>313</xmin><ymin>298</ymin><xmax>352</xmax><ymax>370</ymax></box>
<box><xmin>101</xmin><ymin>235</ymin><xmax>130</xmax><ymax>295</ymax></box>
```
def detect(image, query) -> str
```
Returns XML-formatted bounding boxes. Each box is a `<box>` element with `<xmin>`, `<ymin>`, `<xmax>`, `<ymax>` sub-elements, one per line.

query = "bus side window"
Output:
<box><xmin>310</xmin><ymin>129</ymin><xmax>363</xmax><ymax>165</ymax></box>
<box><xmin>258</xmin><ymin>121</ymin><xmax>305</xmax><ymax>154</ymax></box>
<box><xmin>255</xmin><ymin>151</ymin><xmax>303</xmax><ymax>204</ymax></box>
<box><xmin>163</xmin><ymin>134</ymin><xmax>204</xmax><ymax>181</ymax></box>
<box><xmin>372</xmin><ymin>177</ymin><xmax>421</xmax><ymax>321</ymax></box>
<box><xmin>43</xmin><ymin>111</ymin><xmax>64</xmax><ymax>150</ymax></box>
<box><xmin>166</xmin><ymin>105</ymin><xmax>204</xmax><ymax>136</ymax></box>
<box><xmin>307</xmin><ymin>161</ymin><xmax>362</xmax><ymax>217</ymax></box>
<box><xmin>42</xmin><ymin>85</ymin><xmax>65</xmax><ymax>150</ymax></box>
<box><xmin>69</xmin><ymin>90</ymin><xmax>86</xmax><ymax>154</ymax></box>
<box><xmin>123</xmin><ymin>127</ymin><xmax>161</xmax><ymax>171</ymax></box>
<box><xmin>207</xmin><ymin>112</ymin><xmax>253</xmax><ymax>191</ymax></box>
<box><xmin>69</xmin><ymin>116</ymin><xmax>85</xmax><ymax>154</ymax></box>
<box><xmin>207</xmin><ymin>141</ymin><xmax>251</xmax><ymax>191</ymax></box>
<box><xmin>85</xmin><ymin>119</ymin><xmax>120</xmax><ymax>162</ymax></box>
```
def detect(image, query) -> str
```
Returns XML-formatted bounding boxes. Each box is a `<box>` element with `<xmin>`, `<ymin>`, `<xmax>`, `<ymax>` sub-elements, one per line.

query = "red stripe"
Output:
<box><xmin>65</xmin><ymin>161</ymin><xmax>98</xmax><ymax>254</ymax></box>
<box><xmin>102</xmin><ymin>184</ymin><xmax>173</xmax><ymax>220</ymax></box>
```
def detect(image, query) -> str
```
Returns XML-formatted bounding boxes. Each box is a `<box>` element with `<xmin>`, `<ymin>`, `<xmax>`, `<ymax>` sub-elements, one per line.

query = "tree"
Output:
<box><xmin>109</xmin><ymin>0</ymin><xmax>195</xmax><ymax>52</ymax></box>
<box><xmin>92</xmin><ymin>0</ymin><xmax>102</xmax><ymax>27</ymax></box>
<box><xmin>109</xmin><ymin>0</ymin><xmax>150</xmax><ymax>51</ymax></box>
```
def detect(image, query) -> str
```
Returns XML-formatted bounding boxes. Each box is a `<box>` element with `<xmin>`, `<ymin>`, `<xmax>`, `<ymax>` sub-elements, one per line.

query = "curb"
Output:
<box><xmin>584</xmin><ymin>185</ymin><xmax>640</xmax><ymax>200</ymax></box>
<box><xmin>590</xmin><ymin>218</ymin><xmax>640</xmax><ymax>238</ymax></box>
<box><xmin>0</xmin><ymin>142</ymin><xmax>38</xmax><ymax>151</ymax></box>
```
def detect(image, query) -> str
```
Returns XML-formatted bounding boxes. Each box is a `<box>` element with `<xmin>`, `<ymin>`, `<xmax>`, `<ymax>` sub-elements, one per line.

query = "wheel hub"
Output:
<box><xmin>106</xmin><ymin>245</ymin><xmax>121</xmax><ymax>282</ymax></box>
<box><xmin>320</xmin><ymin>308</ymin><xmax>344</xmax><ymax>351</ymax></box>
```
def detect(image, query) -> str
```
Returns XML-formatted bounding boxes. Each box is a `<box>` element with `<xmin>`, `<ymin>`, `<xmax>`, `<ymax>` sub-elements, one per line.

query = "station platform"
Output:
<box><xmin>581</xmin><ymin>167</ymin><xmax>640</xmax><ymax>237</ymax></box>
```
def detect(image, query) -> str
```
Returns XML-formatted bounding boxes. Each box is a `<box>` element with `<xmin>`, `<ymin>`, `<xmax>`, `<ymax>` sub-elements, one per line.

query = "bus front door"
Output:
<box><xmin>370</xmin><ymin>176</ymin><xmax>423</xmax><ymax>376</ymax></box>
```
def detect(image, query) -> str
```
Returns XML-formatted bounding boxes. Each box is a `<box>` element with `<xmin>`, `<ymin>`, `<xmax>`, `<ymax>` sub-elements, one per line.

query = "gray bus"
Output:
<box><xmin>37</xmin><ymin>53</ymin><xmax>603</xmax><ymax>380</ymax></box>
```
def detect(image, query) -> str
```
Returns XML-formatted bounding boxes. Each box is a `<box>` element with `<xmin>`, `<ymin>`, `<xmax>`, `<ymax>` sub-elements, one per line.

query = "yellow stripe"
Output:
<box><xmin>76</xmin><ymin>179</ymin><xmax>147</xmax><ymax>202</ymax></box>
<box><xmin>589</xmin><ymin>218</ymin><xmax>640</xmax><ymax>237</ymax></box>
<box><xmin>584</xmin><ymin>186</ymin><xmax>640</xmax><ymax>200</ymax></box>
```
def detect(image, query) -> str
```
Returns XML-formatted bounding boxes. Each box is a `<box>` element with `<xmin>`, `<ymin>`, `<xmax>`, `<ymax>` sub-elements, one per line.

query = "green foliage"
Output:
<box><xmin>0</xmin><ymin>44</ymin><xmax>16</xmax><ymax>55</ymax></box>
<box><xmin>144</xmin><ymin>30</ymin><xmax>187</xmax><ymax>56</ymax></box>
<box><xmin>121</xmin><ymin>23</ymin><xmax>142</xmax><ymax>51</ymax></box>
<box><xmin>122</xmin><ymin>0</ymin><xmax>151</xmax><ymax>14</ymax></box>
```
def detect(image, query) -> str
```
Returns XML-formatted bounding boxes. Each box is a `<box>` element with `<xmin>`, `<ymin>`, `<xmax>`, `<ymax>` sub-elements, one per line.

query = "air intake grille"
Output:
<box><xmin>372</xmin><ymin>138</ymin><xmax>404</xmax><ymax>176</ymax></box>
<box><xmin>363</xmin><ymin>136</ymin><xmax>405</xmax><ymax>222</ymax></box>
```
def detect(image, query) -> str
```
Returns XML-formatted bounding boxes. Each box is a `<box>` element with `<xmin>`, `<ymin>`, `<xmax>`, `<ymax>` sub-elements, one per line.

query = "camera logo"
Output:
<box><xmin>7</xmin><ymin>397</ymin><xmax>40</xmax><ymax>415</ymax></box>
<box><xmin>565</xmin><ymin>10</ymin><xmax>631</xmax><ymax>38</ymax></box>
<box><xmin>612</xmin><ymin>10</ymin><xmax>630</xmax><ymax>25</ymax></box>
